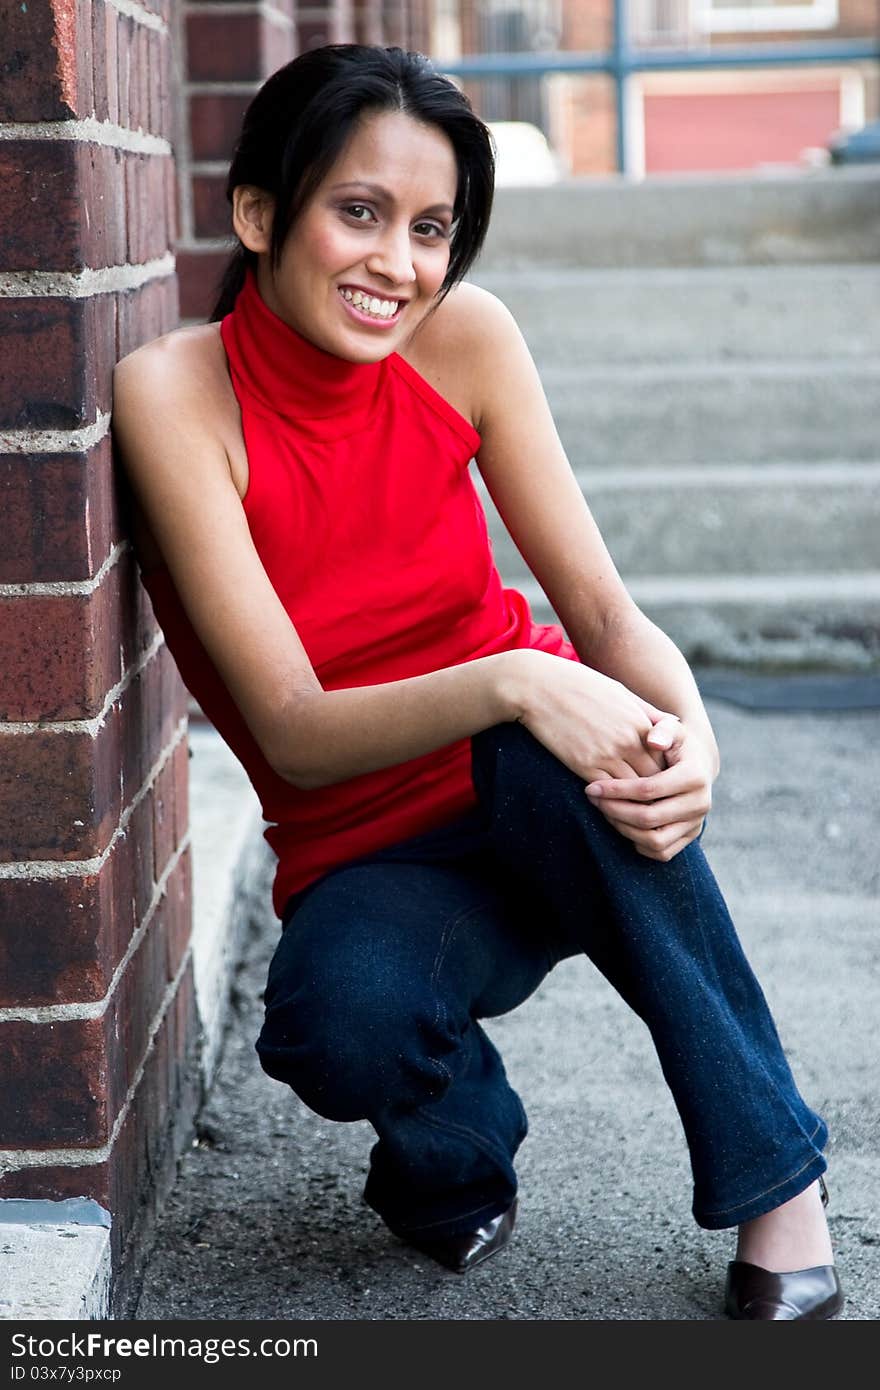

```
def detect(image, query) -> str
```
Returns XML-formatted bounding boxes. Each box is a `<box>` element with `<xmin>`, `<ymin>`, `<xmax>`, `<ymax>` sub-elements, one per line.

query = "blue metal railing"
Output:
<box><xmin>438</xmin><ymin>0</ymin><xmax>880</xmax><ymax>174</ymax></box>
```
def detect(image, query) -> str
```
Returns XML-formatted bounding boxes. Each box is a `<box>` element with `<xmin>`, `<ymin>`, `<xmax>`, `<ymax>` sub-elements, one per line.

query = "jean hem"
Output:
<box><xmin>693</xmin><ymin>1127</ymin><xmax>828</xmax><ymax>1230</ymax></box>
<box><xmin>378</xmin><ymin>1194</ymin><xmax>516</xmax><ymax>1242</ymax></box>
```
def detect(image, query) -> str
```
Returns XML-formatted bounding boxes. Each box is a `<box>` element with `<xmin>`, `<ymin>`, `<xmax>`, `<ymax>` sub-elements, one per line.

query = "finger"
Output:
<box><xmin>634</xmin><ymin>823</ymin><xmax>703</xmax><ymax>862</ymax></box>
<box><xmin>584</xmin><ymin>756</ymin><xmax>659</xmax><ymax>784</ymax></box>
<box><xmin>585</xmin><ymin>762</ymin><xmax>698</xmax><ymax>803</ymax></box>
<box><xmin>594</xmin><ymin>789</ymin><xmax>708</xmax><ymax>832</ymax></box>
<box><xmin>605</xmin><ymin>816</ymin><xmax>702</xmax><ymax>857</ymax></box>
<box><xmin>610</xmin><ymin>813</ymin><xmax>700</xmax><ymax>849</ymax></box>
<box><xmin>645</xmin><ymin>715</ymin><xmax>682</xmax><ymax>753</ymax></box>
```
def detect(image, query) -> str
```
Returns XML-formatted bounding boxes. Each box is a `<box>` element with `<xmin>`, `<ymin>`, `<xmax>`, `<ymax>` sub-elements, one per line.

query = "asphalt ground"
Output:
<box><xmin>135</xmin><ymin>689</ymin><xmax>879</xmax><ymax>1322</ymax></box>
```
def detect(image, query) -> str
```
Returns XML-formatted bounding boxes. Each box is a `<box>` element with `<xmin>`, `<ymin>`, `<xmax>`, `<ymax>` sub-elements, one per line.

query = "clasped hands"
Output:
<box><xmin>584</xmin><ymin>707</ymin><xmax>717</xmax><ymax>862</ymax></box>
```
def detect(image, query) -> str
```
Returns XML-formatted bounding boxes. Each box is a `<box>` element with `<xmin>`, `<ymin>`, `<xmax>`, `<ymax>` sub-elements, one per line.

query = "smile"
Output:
<box><xmin>338</xmin><ymin>287</ymin><xmax>403</xmax><ymax>323</ymax></box>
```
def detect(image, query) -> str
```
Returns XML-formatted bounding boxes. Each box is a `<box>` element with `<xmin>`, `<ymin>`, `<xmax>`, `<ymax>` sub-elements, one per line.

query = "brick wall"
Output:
<box><xmin>0</xmin><ymin>0</ymin><xmax>195</xmax><ymax>1310</ymax></box>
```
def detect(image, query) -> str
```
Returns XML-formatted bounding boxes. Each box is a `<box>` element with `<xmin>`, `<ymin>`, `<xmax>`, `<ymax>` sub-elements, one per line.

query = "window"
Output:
<box><xmin>693</xmin><ymin>0</ymin><xmax>839</xmax><ymax>34</ymax></box>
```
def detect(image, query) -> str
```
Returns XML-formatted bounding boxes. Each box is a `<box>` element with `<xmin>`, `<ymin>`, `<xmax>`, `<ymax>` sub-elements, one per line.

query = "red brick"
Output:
<box><xmin>91</xmin><ymin>0</ymin><xmax>109</xmax><ymax>123</ymax></box>
<box><xmin>0</xmin><ymin>872</ymin><xmax>111</xmax><ymax>1007</ymax></box>
<box><xmin>152</xmin><ymin>755</ymin><xmax>176</xmax><ymax>880</ymax></box>
<box><xmin>122</xmin><ymin>562</ymin><xmax>164</xmax><ymax>674</ymax></box>
<box><xmin>115</xmin><ymin>273</ymin><xmax>179</xmax><ymax>359</ymax></box>
<box><xmin>0</xmin><ymin>295</ymin><xmax>115</xmax><ymax>431</ymax></box>
<box><xmin>0</xmin><ymin>0</ymin><xmax>85</xmax><ymax>122</ymax></box>
<box><xmin>187</xmin><ymin>14</ymin><xmax>268</xmax><ymax>83</ymax></box>
<box><xmin>116</xmin><ymin>12</ymin><xmax>135</xmax><ymax>131</ymax></box>
<box><xmin>0</xmin><ymin>818</ymin><xmax>146</xmax><ymax>1007</ymax></box>
<box><xmin>0</xmin><ymin>1016</ymin><xmax>110</xmax><ymax>1147</ymax></box>
<box><xmin>120</xmin><ymin>639</ymin><xmax>188</xmax><ymax>807</ymax></box>
<box><xmin>176</xmin><ymin>249</ymin><xmax>233</xmax><ymax>322</ymax></box>
<box><xmin>298</xmin><ymin>17</ymin><xmax>335</xmax><ymax>51</ymax></box>
<box><xmin>189</xmin><ymin>92</ymin><xmax>252</xmax><ymax>161</ymax></box>
<box><xmin>107</xmin><ymin>914</ymin><xmax>165</xmax><ymax>1112</ymax></box>
<box><xmin>123</xmin><ymin>154</ymin><xmax>174</xmax><ymax>263</ymax></box>
<box><xmin>192</xmin><ymin>173</ymin><xmax>232</xmax><ymax>240</ymax></box>
<box><xmin>167</xmin><ymin>148</ymin><xmax>180</xmax><ymax>246</ymax></box>
<box><xmin>0</xmin><ymin>140</ymin><xmax>134</xmax><ymax>272</ymax></box>
<box><xmin>103</xmin><ymin>0</ymin><xmax>120</xmax><ymax>126</ymax></box>
<box><xmin>0</xmin><ymin>1158</ymin><xmax>110</xmax><ymax>1206</ymax></box>
<box><xmin>0</xmin><ymin>435</ymin><xmax>120</xmax><ymax>585</ymax></box>
<box><xmin>172</xmin><ymin>736</ymin><xmax>190</xmax><ymax>848</ymax></box>
<box><xmin>353</xmin><ymin>0</ymin><xmax>383</xmax><ymax>45</ymax></box>
<box><xmin>0</xmin><ymin>710</ymin><xmax>122</xmax><ymax>863</ymax></box>
<box><xmin>0</xmin><ymin>643</ymin><xmax>184</xmax><ymax>862</ymax></box>
<box><xmin>0</xmin><ymin>554</ymin><xmax>137</xmax><ymax>723</ymax></box>
<box><xmin>128</xmin><ymin>790</ymin><xmax>157</xmax><ymax>933</ymax></box>
<box><xmin>147</xmin><ymin>28</ymin><xmax>166</xmax><ymax>140</ymax></box>
<box><xmin>158</xmin><ymin>849</ymin><xmax>192</xmax><ymax>984</ymax></box>
<box><xmin>85</xmin><ymin>144</ymin><xmax>129</xmax><ymax>267</ymax></box>
<box><xmin>131</xmin><ymin>18</ymin><xmax>150</xmax><ymax>134</ymax></box>
<box><xmin>74</xmin><ymin>0</ymin><xmax>95</xmax><ymax>119</ymax></box>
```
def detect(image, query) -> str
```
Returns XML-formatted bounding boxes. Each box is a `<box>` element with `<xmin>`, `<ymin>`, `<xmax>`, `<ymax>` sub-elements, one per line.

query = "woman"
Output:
<box><xmin>112</xmin><ymin>44</ymin><xmax>841</xmax><ymax>1319</ymax></box>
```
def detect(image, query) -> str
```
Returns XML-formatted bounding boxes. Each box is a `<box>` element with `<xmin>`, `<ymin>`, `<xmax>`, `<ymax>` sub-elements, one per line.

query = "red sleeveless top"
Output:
<box><xmin>142</xmin><ymin>269</ymin><xmax>580</xmax><ymax>917</ymax></box>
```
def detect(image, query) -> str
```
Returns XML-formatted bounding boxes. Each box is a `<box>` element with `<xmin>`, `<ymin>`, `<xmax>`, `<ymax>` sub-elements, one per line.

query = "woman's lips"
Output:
<box><xmin>337</xmin><ymin>286</ymin><xmax>404</xmax><ymax>328</ymax></box>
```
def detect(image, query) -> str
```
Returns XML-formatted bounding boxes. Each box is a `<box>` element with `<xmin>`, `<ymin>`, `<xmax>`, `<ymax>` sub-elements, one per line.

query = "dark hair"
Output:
<box><xmin>209</xmin><ymin>44</ymin><xmax>495</xmax><ymax>322</ymax></box>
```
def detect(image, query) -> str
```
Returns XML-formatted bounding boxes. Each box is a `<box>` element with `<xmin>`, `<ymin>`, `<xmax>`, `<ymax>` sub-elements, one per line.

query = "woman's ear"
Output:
<box><xmin>232</xmin><ymin>185</ymin><xmax>275</xmax><ymax>254</ymax></box>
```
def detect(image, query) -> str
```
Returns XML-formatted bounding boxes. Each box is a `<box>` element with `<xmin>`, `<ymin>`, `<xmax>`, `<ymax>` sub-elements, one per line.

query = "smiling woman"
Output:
<box><xmin>110</xmin><ymin>43</ymin><xmax>842</xmax><ymax>1320</ymax></box>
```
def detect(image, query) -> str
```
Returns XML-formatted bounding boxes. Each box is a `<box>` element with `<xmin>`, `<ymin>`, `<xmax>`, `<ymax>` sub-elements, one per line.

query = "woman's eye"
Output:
<box><xmin>344</xmin><ymin>204</ymin><xmax>374</xmax><ymax>222</ymax></box>
<box><xmin>414</xmin><ymin>222</ymin><xmax>447</xmax><ymax>239</ymax></box>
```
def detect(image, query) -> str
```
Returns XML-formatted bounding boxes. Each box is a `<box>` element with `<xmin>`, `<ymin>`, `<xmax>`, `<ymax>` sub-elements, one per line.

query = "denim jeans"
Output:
<box><xmin>255</xmin><ymin>721</ymin><xmax>827</xmax><ymax>1240</ymax></box>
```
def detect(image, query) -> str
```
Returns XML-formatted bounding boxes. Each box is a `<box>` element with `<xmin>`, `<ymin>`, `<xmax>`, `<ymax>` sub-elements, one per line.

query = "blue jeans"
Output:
<box><xmin>255</xmin><ymin>721</ymin><xmax>827</xmax><ymax>1239</ymax></box>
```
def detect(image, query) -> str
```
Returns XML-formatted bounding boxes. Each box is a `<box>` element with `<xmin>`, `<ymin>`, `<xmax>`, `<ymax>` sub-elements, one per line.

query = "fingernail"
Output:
<box><xmin>650</xmin><ymin>733</ymin><xmax>672</xmax><ymax>748</ymax></box>
<box><xmin>585</xmin><ymin>783</ymin><xmax>602</xmax><ymax>796</ymax></box>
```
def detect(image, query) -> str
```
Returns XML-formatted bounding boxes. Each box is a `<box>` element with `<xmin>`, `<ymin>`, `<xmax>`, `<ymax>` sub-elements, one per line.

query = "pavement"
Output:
<box><xmin>134</xmin><ymin>680</ymin><xmax>879</xmax><ymax>1322</ymax></box>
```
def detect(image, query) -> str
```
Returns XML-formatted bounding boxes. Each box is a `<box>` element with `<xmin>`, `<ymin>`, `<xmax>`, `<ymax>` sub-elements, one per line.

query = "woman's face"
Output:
<box><xmin>253</xmin><ymin>109</ymin><xmax>458</xmax><ymax>362</ymax></box>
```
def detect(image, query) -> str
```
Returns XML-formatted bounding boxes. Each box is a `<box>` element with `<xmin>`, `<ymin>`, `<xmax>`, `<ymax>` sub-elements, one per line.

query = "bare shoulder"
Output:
<box><xmin>113</xmin><ymin>322</ymin><xmax>230</xmax><ymax>417</ymax></box>
<box><xmin>113</xmin><ymin>321</ymin><xmax>247</xmax><ymax>492</ymax></box>
<box><xmin>400</xmin><ymin>280</ymin><xmax>521</xmax><ymax>433</ymax></box>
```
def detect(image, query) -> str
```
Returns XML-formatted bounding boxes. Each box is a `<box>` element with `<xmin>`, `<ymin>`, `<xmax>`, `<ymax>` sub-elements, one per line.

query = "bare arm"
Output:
<box><xmin>464</xmin><ymin>284</ymin><xmax>719</xmax><ymax>857</ymax></box>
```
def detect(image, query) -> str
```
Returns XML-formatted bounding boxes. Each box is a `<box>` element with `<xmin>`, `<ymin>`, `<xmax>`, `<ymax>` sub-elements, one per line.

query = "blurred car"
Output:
<box><xmin>828</xmin><ymin>121</ymin><xmax>880</xmax><ymax>164</ymax></box>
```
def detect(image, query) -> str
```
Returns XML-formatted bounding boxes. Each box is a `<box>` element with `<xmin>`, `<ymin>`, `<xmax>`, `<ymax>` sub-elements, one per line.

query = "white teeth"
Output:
<box><xmin>340</xmin><ymin>288</ymin><xmax>399</xmax><ymax>319</ymax></box>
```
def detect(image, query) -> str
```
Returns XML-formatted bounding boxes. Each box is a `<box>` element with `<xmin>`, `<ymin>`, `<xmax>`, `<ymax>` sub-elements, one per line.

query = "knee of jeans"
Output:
<box><xmin>255</xmin><ymin>974</ymin><xmax>460</xmax><ymax>1123</ymax></box>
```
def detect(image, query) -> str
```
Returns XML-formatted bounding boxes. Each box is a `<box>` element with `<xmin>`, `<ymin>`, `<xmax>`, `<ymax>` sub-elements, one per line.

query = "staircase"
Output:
<box><xmin>469</xmin><ymin>168</ymin><xmax>880</xmax><ymax>670</ymax></box>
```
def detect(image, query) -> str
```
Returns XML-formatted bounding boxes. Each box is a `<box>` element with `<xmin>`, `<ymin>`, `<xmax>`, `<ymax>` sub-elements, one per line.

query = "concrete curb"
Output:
<box><xmin>0</xmin><ymin>1201</ymin><xmax>111</xmax><ymax>1321</ymax></box>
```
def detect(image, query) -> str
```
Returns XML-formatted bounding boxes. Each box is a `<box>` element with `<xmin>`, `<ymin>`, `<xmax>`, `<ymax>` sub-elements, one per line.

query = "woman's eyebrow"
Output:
<box><xmin>330</xmin><ymin>181</ymin><xmax>453</xmax><ymax>216</ymax></box>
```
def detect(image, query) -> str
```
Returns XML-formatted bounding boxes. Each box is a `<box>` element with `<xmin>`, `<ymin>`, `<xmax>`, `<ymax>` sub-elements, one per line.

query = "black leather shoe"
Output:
<box><xmin>724</xmin><ymin>1261</ymin><xmax>844</xmax><ymax>1320</ymax></box>
<box><xmin>403</xmin><ymin>1199</ymin><xmax>517</xmax><ymax>1274</ymax></box>
<box><xmin>725</xmin><ymin>1174</ymin><xmax>842</xmax><ymax>1319</ymax></box>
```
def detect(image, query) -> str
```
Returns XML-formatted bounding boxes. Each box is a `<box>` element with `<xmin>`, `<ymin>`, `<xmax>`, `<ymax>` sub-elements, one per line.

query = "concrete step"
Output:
<box><xmin>469</xmin><ymin>265</ymin><xmax>880</xmax><ymax>363</ymax></box>
<box><xmin>479</xmin><ymin>168</ymin><xmax>880</xmax><ymax>269</ymax></box>
<box><xmin>476</xmin><ymin>462</ymin><xmax>880</xmax><ymax>578</ymax></box>
<box><xmin>511</xmin><ymin>572</ymin><xmax>880</xmax><ymax>671</ymax></box>
<box><xmin>538</xmin><ymin>359</ymin><xmax>880</xmax><ymax>464</ymax></box>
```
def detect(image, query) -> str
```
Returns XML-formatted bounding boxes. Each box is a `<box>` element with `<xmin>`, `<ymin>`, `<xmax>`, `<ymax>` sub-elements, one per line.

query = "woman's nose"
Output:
<box><xmin>365</xmin><ymin>225</ymin><xmax>417</xmax><ymax>287</ymax></box>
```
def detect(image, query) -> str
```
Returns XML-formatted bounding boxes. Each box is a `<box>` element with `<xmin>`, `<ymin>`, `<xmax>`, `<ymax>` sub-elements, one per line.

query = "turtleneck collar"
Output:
<box><xmin>220</xmin><ymin>266</ymin><xmax>386</xmax><ymax>439</ymax></box>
